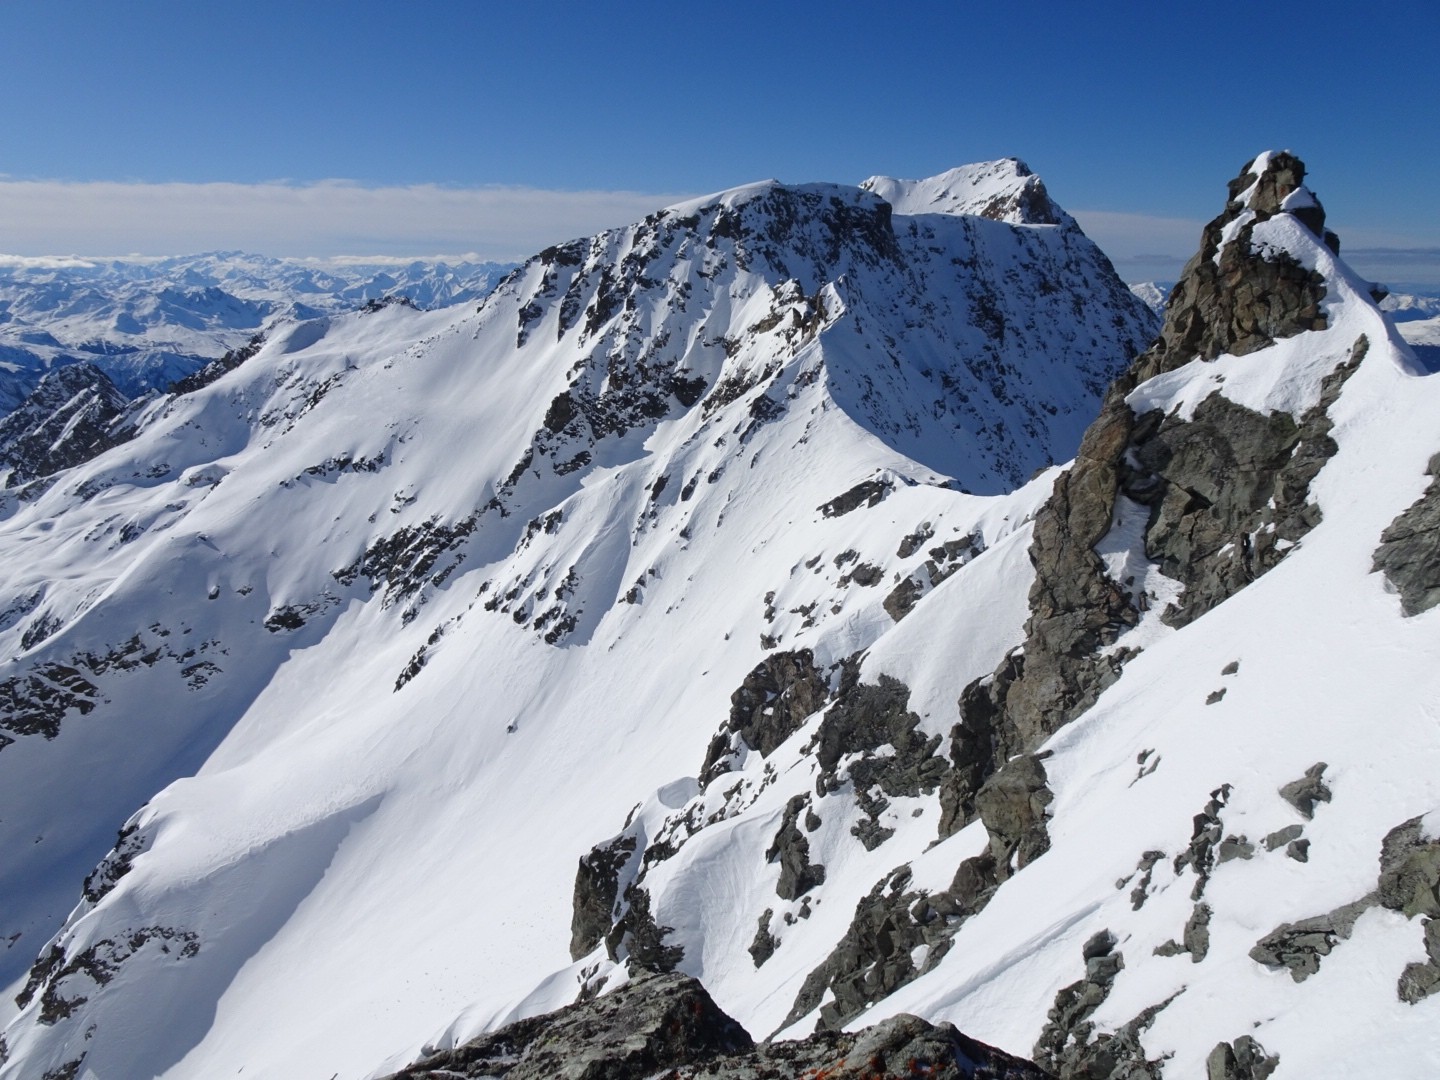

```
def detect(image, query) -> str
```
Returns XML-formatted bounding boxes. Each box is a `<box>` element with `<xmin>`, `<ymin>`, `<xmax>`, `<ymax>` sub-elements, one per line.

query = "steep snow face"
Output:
<box><xmin>0</xmin><ymin>253</ymin><xmax>514</xmax><ymax>408</ymax></box>
<box><xmin>0</xmin><ymin>170</ymin><xmax>1154</xmax><ymax>1079</ymax></box>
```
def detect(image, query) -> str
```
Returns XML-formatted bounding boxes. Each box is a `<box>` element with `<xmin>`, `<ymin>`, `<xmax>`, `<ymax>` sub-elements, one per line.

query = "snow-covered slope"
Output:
<box><xmin>501</xmin><ymin>152</ymin><xmax>1440</xmax><ymax>1079</ymax></box>
<box><xmin>0</xmin><ymin>166</ymin><xmax>1157</xmax><ymax>1079</ymax></box>
<box><xmin>0</xmin><ymin>253</ymin><xmax>513</xmax><ymax>410</ymax></box>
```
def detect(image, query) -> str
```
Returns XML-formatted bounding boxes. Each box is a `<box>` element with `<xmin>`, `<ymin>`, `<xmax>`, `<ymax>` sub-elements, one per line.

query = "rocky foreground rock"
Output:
<box><xmin>387</xmin><ymin>970</ymin><xmax>1051</xmax><ymax>1080</ymax></box>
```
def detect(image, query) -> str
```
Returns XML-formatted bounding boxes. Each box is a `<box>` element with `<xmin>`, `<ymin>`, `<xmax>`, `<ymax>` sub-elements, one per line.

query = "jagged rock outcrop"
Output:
<box><xmin>1131</xmin><ymin>151</ymin><xmax>1332</xmax><ymax>384</ymax></box>
<box><xmin>1247</xmin><ymin>813</ymin><xmax>1440</xmax><ymax>994</ymax></box>
<box><xmin>570</xmin><ymin>836</ymin><xmax>639</xmax><ymax>960</ymax></box>
<box><xmin>386</xmin><ymin>972</ymin><xmax>752</xmax><ymax>1080</ymax></box>
<box><xmin>942</xmin><ymin>152</ymin><xmax>1355</xmax><ymax>839</ymax></box>
<box><xmin>701</xmin><ymin>649</ymin><xmax>830</xmax><ymax>783</ymax></box>
<box><xmin>1372</xmin><ymin>451</ymin><xmax>1440</xmax><ymax>615</ymax></box>
<box><xmin>1248</xmin><ymin>896</ymin><xmax>1374</xmax><ymax>981</ymax></box>
<box><xmin>389</xmin><ymin>970</ymin><xmax>1051</xmax><ymax>1080</ymax></box>
<box><xmin>811</xmin><ymin>674</ymin><xmax>950</xmax><ymax>849</ymax></box>
<box><xmin>1205</xmin><ymin>1037</ymin><xmax>1279</xmax><ymax>1080</ymax></box>
<box><xmin>0</xmin><ymin>363</ymin><xmax>131</xmax><ymax>488</ymax></box>
<box><xmin>784</xmin><ymin>754</ymin><xmax>1051</xmax><ymax>1034</ymax></box>
<box><xmin>1032</xmin><ymin>931</ymin><xmax>1171</xmax><ymax>1078</ymax></box>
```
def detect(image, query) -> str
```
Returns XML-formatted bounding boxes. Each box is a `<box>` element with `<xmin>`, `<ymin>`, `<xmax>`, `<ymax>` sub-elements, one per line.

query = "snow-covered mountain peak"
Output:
<box><xmin>860</xmin><ymin>158</ymin><xmax>1068</xmax><ymax>226</ymax></box>
<box><xmin>0</xmin><ymin>160</ymin><xmax>1161</xmax><ymax>1079</ymax></box>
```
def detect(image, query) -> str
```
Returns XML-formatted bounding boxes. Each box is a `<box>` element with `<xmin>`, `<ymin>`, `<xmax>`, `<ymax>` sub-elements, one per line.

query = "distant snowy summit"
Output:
<box><xmin>0</xmin><ymin>252</ymin><xmax>515</xmax><ymax>411</ymax></box>
<box><xmin>861</xmin><ymin>158</ymin><xmax>1070</xmax><ymax>225</ymax></box>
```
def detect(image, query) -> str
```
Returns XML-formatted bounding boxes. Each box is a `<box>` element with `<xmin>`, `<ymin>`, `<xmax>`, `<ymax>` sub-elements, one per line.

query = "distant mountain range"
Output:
<box><xmin>0</xmin><ymin>252</ymin><xmax>515</xmax><ymax>411</ymax></box>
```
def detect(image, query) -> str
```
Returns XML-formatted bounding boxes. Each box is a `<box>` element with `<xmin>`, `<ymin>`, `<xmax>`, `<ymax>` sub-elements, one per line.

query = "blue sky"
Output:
<box><xmin>2</xmin><ymin>0</ymin><xmax>1436</xmax><ymax>286</ymax></box>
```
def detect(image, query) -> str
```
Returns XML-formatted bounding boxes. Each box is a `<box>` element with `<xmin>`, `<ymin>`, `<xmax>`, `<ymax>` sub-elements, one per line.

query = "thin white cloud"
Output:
<box><xmin>0</xmin><ymin>179</ymin><xmax>698</xmax><ymax>261</ymax></box>
<box><xmin>1071</xmin><ymin>209</ymin><xmax>1207</xmax><ymax>283</ymax></box>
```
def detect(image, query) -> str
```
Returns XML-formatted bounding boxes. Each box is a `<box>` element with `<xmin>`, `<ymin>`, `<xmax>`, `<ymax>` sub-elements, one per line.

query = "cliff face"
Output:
<box><xmin>951</xmin><ymin>151</ymin><xmax>1365</xmax><ymax>791</ymax></box>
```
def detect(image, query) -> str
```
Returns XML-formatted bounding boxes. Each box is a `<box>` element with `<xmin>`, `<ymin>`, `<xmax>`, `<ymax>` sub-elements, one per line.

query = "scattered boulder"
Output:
<box><xmin>1376</xmin><ymin>816</ymin><xmax>1440</xmax><ymax>920</ymax></box>
<box><xmin>1205</xmin><ymin>1036</ymin><xmax>1279</xmax><ymax>1080</ymax></box>
<box><xmin>819</xmin><ymin>477</ymin><xmax>892</xmax><ymax>518</ymax></box>
<box><xmin>1398</xmin><ymin>917</ymin><xmax>1440</xmax><ymax>1004</ymax></box>
<box><xmin>1155</xmin><ymin>903</ymin><xmax>1211</xmax><ymax>963</ymax></box>
<box><xmin>748</xmin><ymin>910</ymin><xmax>778</xmax><ymax>968</ymax></box>
<box><xmin>1279</xmin><ymin>763</ymin><xmax>1331</xmax><ymax>820</ymax></box>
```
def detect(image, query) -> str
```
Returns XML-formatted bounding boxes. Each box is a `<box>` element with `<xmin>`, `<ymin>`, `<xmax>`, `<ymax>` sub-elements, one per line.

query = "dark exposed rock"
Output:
<box><xmin>1376</xmin><ymin>816</ymin><xmax>1440</xmax><ymax>920</ymax></box>
<box><xmin>948</xmin><ymin>155</ymin><xmax>1354</xmax><ymax>834</ymax></box>
<box><xmin>41</xmin><ymin>1060</ymin><xmax>84</xmax><ymax>1080</ymax></box>
<box><xmin>1278</xmin><ymin>762</ymin><xmax>1331</xmax><ymax>820</ymax></box>
<box><xmin>885</xmin><ymin>533</ymin><xmax>985</xmax><ymax>623</ymax></box>
<box><xmin>1174</xmin><ymin>785</ymin><xmax>1233</xmax><ymax>900</ymax></box>
<box><xmin>1398</xmin><ymin>916</ymin><xmax>1440</xmax><ymax>1004</ymax></box>
<box><xmin>389</xmin><ymin>970</ymin><xmax>1049</xmax><ymax>1080</ymax></box>
<box><xmin>832</xmin><ymin>726</ymin><xmax>1038</xmax><ymax>1028</ymax></box>
<box><xmin>1033</xmin><ymin>931</ymin><xmax>1174</xmax><ymax>1079</ymax></box>
<box><xmin>1372</xmin><ymin>451</ymin><xmax>1440</xmax><ymax>615</ymax></box>
<box><xmin>1262</xmin><ymin>824</ymin><xmax>1304</xmax><ymax>852</ymax></box>
<box><xmin>748</xmin><ymin>910</ymin><xmax>778</xmax><ymax>968</ymax></box>
<box><xmin>1205</xmin><ymin>1036</ymin><xmax>1279</xmax><ymax>1080</ymax></box>
<box><xmin>0</xmin><ymin>630</ymin><xmax>226</xmax><ymax>750</ymax></box>
<box><xmin>897</xmin><ymin>522</ymin><xmax>935</xmax><ymax>558</ymax></box>
<box><xmin>570</xmin><ymin>835</ymin><xmax>638</xmax><ymax>960</ymax></box>
<box><xmin>81</xmin><ymin>820</ymin><xmax>151</xmax><ymax>906</ymax></box>
<box><xmin>1121</xmin><ymin>339</ymin><xmax>1363</xmax><ymax>631</ymax></box>
<box><xmin>700</xmin><ymin>649</ymin><xmax>830</xmax><ymax>784</ymax></box>
<box><xmin>783</xmin><ymin>839</ymin><xmax>1011</xmax><ymax>1034</ymax></box>
<box><xmin>1248</xmin><ymin>895</ymin><xmax>1374</xmax><ymax>981</ymax></box>
<box><xmin>973</xmin><ymin>754</ymin><xmax>1053</xmax><ymax>874</ymax></box>
<box><xmin>0</xmin><ymin>362</ymin><xmax>131</xmax><ymax>488</ymax></box>
<box><xmin>1122</xmin><ymin>850</ymin><xmax>1166</xmax><ymax>911</ymax></box>
<box><xmin>812</xmin><ymin>675</ymin><xmax>950</xmax><ymax>845</ymax></box>
<box><xmin>766</xmin><ymin>795</ymin><xmax>826</xmax><ymax>900</ymax></box>
<box><xmin>1246</xmin><ymin>815</ymin><xmax>1440</xmax><ymax>992</ymax></box>
<box><xmin>335</xmin><ymin>510</ymin><xmax>481</xmax><ymax>610</ymax></box>
<box><xmin>819</xmin><ymin>477</ymin><xmax>892</xmax><ymax>518</ymax></box>
<box><xmin>17</xmin><ymin>926</ymin><xmax>199</xmax><ymax>1024</ymax></box>
<box><xmin>669</xmin><ymin>1013</ymin><xmax>1053</xmax><ymax>1079</ymax></box>
<box><xmin>1131</xmin><ymin>152</ymin><xmax>1329</xmax><ymax>383</ymax></box>
<box><xmin>883</xmin><ymin>576</ymin><xmax>925</xmax><ymax>622</ymax></box>
<box><xmin>387</xmin><ymin>971</ymin><xmax>752</xmax><ymax>1080</ymax></box>
<box><xmin>841</xmin><ymin>561</ymin><xmax>884</xmax><ymax>588</ymax></box>
<box><xmin>1155</xmin><ymin>903</ymin><xmax>1211</xmax><ymax>963</ymax></box>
